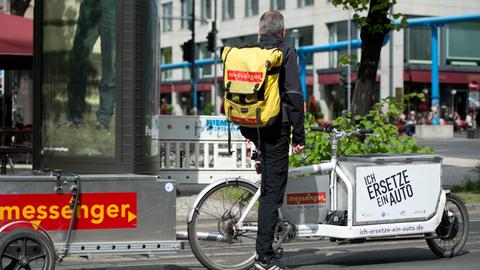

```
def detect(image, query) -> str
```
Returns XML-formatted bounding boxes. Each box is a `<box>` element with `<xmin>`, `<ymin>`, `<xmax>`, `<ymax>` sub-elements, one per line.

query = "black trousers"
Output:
<box><xmin>240</xmin><ymin>121</ymin><xmax>290</xmax><ymax>262</ymax></box>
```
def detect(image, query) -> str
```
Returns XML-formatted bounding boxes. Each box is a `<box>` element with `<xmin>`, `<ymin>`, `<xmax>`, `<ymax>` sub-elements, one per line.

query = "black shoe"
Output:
<box><xmin>254</xmin><ymin>259</ymin><xmax>290</xmax><ymax>270</ymax></box>
<box><xmin>96</xmin><ymin>119</ymin><xmax>110</xmax><ymax>130</ymax></box>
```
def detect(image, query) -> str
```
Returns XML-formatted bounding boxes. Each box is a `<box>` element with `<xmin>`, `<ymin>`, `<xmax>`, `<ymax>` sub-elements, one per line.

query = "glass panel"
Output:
<box><xmin>199</xmin><ymin>44</ymin><xmax>212</xmax><ymax>78</ymax></box>
<box><xmin>223</xmin><ymin>34</ymin><xmax>258</xmax><ymax>47</ymax></box>
<box><xmin>447</xmin><ymin>22</ymin><xmax>480</xmax><ymax>61</ymax></box>
<box><xmin>285</xmin><ymin>26</ymin><xmax>314</xmax><ymax>65</ymax></box>
<box><xmin>144</xmin><ymin>0</ymin><xmax>162</xmax><ymax>158</ymax></box>
<box><xmin>162</xmin><ymin>2</ymin><xmax>172</xmax><ymax>32</ymax></box>
<box><xmin>328</xmin><ymin>21</ymin><xmax>359</xmax><ymax>68</ymax></box>
<box><xmin>42</xmin><ymin>0</ymin><xmax>117</xmax><ymax>157</ymax></box>
<box><xmin>182</xmin><ymin>0</ymin><xmax>192</xmax><ymax>29</ymax></box>
<box><xmin>408</xmin><ymin>26</ymin><xmax>431</xmax><ymax>62</ymax></box>
<box><xmin>298</xmin><ymin>0</ymin><xmax>313</xmax><ymax>7</ymax></box>
<box><xmin>161</xmin><ymin>47</ymin><xmax>173</xmax><ymax>81</ymax></box>
<box><xmin>246</xmin><ymin>0</ymin><xmax>258</xmax><ymax>17</ymax></box>
<box><xmin>271</xmin><ymin>0</ymin><xmax>285</xmax><ymax>10</ymax></box>
<box><xmin>201</xmin><ymin>0</ymin><xmax>212</xmax><ymax>24</ymax></box>
<box><xmin>223</xmin><ymin>0</ymin><xmax>234</xmax><ymax>20</ymax></box>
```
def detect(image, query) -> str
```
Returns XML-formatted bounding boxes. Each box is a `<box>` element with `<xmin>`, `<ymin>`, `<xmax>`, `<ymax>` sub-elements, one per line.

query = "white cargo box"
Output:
<box><xmin>281</xmin><ymin>175</ymin><xmax>330</xmax><ymax>224</ymax></box>
<box><xmin>338</xmin><ymin>154</ymin><xmax>442</xmax><ymax>225</ymax></box>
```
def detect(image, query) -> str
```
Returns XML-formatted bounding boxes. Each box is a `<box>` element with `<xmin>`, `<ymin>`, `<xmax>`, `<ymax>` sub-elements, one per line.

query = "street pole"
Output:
<box><xmin>389</xmin><ymin>5</ymin><xmax>394</xmax><ymax>98</ymax></box>
<box><xmin>213</xmin><ymin>0</ymin><xmax>218</xmax><ymax>114</ymax></box>
<box><xmin>192</xmin><ymin>0</ymin><xmax>197</xmax><ymax>115</ymax></box>
<box><xmin>347</xmin><ymin>7</ymin><xmax>352</xmax><ymax>111</ymax></box>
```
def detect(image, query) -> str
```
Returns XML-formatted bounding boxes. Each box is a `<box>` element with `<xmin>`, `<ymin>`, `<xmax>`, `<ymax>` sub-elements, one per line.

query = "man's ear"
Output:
<box><xmin>281</xmin><ymin>29</ymin><xmax>286</xmax><ymax>38</ymax></box>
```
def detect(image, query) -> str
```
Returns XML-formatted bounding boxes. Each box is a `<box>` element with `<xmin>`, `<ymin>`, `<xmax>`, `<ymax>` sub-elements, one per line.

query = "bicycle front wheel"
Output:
<box><xmin>188</xmin><ymin>180</ymin><xmax>259</xmax><ymax>270</ymax></box>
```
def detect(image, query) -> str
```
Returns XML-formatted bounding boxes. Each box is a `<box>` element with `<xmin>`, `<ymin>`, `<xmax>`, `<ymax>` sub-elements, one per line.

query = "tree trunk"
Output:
<box><xmin>351</xmin><ymin>0</ymin><xmax>390</xmax><ymax>116</ymax></box>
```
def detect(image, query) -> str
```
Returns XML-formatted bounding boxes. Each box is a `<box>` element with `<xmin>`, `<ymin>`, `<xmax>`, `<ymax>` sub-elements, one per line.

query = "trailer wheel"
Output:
<box><xmin>0</xmin><ymin>229</ymin><xmax>56</xmax><ymax>270</ymax></box>
<box><xmin>426</xmin><ymin>193</ymin><xmax>470</xmax><ymax>257</ymax></box>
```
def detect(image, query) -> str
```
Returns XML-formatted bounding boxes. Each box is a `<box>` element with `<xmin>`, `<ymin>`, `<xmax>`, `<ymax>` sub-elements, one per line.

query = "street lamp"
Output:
<box><xmin>290</xmin><ymin>29</ymin><xmax>301</xmax><ymax>49</ymax></box>
<box><xmin>451</xmin><ymin>89</ymin><xmax>457</xmax><ymax>115</ymax></box>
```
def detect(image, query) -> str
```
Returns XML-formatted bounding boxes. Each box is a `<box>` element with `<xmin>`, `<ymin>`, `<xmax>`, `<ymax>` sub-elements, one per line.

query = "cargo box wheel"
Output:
<box><xmin>426</xmin><ymin>193</ymin><xmax>470</xmax><ymax>257</ymax></box>
<box><xmin>0</xmin><ymin>228</ymin><xmax>56</xmax><ymax>270</ymax></box>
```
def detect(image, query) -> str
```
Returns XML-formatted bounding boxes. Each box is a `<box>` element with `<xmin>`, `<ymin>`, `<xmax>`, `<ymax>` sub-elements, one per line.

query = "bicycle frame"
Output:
<box><xmin>233</xmin><ymin>128</ymin><xmax>446</xmax><ymax>241</ymax></box>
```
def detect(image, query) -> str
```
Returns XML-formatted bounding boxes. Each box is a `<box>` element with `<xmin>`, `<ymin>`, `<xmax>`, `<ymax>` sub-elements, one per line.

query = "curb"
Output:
<box><xmin>443</xmin><ymin>157</ymin><xmax>479</xmax><ymax>168</ymax></box>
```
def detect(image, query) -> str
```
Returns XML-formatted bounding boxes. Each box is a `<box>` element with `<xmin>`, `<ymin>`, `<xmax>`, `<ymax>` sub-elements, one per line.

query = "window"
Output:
<box><xmin>245</xmin><ymin>0</ymin><xmax>258</xmax><ymax>17</ymax></box>
<box><xmin>328</xmin><ymin>21</ymin><xmax>359</xmax><ymax>68</ymax></box>
<box><xmin>405</xmin><ymin>26</ymin><xmax>431</xmax><ymax>63</ymax></box>
<box><xmin>298</xmin><ymin>0</ymin><xmax>313</xmax><ymax>7</ymax></box>
<box><xmin>161</xmin><ymin>47</ymin><xmax>173</xmax><ymax>81</ymax></box>
<box><xmin>223</xmin><ymin>0</ymin><xmax>234</xmax><ymax>21</ymax></box>
<box><xmin>181</xmin><ymin>0</ymin><xmax>192</xmax><ymax>29</ymax></box>
<box><xmin>286</xmin><ymin>26</ymin><xmax>314</xmax><ymax>65</ymax></box>
<box><xmin>446</xmin><ymin>21</ymin><xmax>480</xmax><ymax>64</ymax></box>
<box><xmin>198</xmin><ymin>44</ymin><xmax>212</xmax><ymax>78</ymax></box>
<box><xmin>162</xmin><ymin>2</ymin><xmax>172</xmax><ymax>32</ymax></box>
<box><xmin>223</xmin><ymin>34</ymin><xmax>258</xmax><ymax>47</ymax></box>
<box><xmin>201</xmin><ymin>0</ymin><xmax>212</xmax><ymax>25</ymax></box>
<box><xmin>270</xmin><ymin>0</ymin><xmax>285</xmax><ymax>10</ymax></box>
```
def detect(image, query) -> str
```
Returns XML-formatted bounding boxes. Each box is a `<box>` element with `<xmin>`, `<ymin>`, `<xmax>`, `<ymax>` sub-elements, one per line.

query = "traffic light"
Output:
<box><xmin>206</xmin><ymin>31</ymin><xmax>216</xmax><ymax>53</ymax></box>
<box><xmin>339</xmin><ymin>68</ymin><xmax>349</xmax><ymax>90</ymax></box>
<box><xmin>182</xmin><ymin>39</ymin><xmax>195</xmax><ymax>62</ymax></box>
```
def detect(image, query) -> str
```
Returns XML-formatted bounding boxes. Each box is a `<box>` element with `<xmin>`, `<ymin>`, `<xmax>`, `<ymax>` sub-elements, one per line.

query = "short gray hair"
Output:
<box><xmin>259</xmin><ymin>10</ymin><xmax>284</xmax><ymax>35</ymax></box>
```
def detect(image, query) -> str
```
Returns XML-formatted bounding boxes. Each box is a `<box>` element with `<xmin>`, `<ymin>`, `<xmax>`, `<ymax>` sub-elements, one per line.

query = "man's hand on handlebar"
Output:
<box><xmin>292</xmin><ymin>144</ymin><xmax>304</xmax><ymax>154</ymax></box>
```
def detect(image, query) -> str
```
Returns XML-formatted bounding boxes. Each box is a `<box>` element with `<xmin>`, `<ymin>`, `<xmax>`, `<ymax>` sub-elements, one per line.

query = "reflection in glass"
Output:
<box><xmin>143</xmin><ymin>0</ymin><xmax>161</xmax><ymax>158</ymax></box>
<box><xmin>42</xmin><ymin>0</ymin><xmax>117</xmax><ymax>157</ymax></box>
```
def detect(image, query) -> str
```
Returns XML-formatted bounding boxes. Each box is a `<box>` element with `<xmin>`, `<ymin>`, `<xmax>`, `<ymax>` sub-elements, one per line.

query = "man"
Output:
<box><xmin>240</xmin><ymin>10</ymin><xmax>305</xmax><ymax>270</ymax></box>
<box><xmin>65</xmin><ymin>0</ymin><xmax>116</xmax><ymax>129</ymax></box>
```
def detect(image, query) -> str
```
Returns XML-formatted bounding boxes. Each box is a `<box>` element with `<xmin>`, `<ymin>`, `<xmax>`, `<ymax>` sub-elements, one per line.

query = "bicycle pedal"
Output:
<box><xmin>274</xmin><ymin>247</ymin><xmax>284</xmax><ymax>259</ymax></box>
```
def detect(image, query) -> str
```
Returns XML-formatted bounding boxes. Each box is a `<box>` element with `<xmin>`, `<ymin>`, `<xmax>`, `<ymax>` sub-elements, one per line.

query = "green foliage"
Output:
<box><xmin>203</xmin><ymin>103</ymin><xmax>214</xmax><ymax>115</ymax></box>
<box><xmin>331</xmin><ymin>0</ymin><xmax>407</xmax><ymax>32</ymax></box>
<box><xmin>290</xmin><ymin>94</ymin><xmax>433</xmax><ymax>167</ymax></box>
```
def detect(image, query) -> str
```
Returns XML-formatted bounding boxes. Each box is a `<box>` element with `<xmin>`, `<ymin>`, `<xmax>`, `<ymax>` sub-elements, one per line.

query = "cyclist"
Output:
<box><xmin>239</xmin><ymin>10</ymin><xmax>305</xmax><ymax>270</ymax></box>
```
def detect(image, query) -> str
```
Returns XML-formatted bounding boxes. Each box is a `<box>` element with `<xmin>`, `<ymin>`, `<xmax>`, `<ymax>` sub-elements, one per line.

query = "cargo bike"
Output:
<box><xmin>187</xmin><ymin>126</ymin><xmax>470</xmax><ymax>270</ymax></box>
<box><xmin>0</xmin><ymin>173</ymin><xmax>182</xmax><ymax>270</ymax></box>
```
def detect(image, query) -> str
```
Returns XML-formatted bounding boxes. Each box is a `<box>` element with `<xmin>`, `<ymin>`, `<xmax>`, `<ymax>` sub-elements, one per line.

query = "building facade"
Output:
<box><xmin>160</xmin><ymin>0</ymin><xmax>480</xmax><ymax>120</ymax></box>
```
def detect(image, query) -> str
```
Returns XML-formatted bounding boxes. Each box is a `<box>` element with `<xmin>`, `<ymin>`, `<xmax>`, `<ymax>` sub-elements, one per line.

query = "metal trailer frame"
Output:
<box><xmin>0</xmin><ymin>172</ymin><xmax>183</xmax><ymax>268</ymax></box>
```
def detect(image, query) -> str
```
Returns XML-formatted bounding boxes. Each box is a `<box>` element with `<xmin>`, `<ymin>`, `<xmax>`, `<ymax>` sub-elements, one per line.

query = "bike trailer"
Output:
<box><xmin>0</xmin><ymin>174</ymin><xmax>182</xmax><ymax>260</ymax></box>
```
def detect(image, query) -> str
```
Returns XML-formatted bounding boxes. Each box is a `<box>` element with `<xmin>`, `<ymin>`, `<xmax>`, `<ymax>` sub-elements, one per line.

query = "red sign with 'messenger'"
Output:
<box><xmin>227</xmin><ymin>70</ymin><xmax>264</xmax><ymax>83</ymax></box>
<box><xmin>287</xmin><ymin>192</ymin><xmax>327</xmax><ymax>205</ymax></box>
<box><xmin>0</xmin><ymin>192</ymin><xmax>137</xmax><ymax>231</ymax></box>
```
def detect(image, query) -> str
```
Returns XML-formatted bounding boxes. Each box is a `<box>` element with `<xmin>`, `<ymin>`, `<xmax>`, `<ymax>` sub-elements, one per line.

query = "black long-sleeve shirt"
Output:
<box><xmin>259</xmin><ymin>32</ymin><xmax>305</xmax><ymax>145</ymax></box>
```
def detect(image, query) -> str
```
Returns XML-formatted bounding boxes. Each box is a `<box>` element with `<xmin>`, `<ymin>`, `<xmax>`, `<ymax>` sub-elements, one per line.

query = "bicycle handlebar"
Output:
<box><xmin>309</xmin><ymin>125</ymin><xmax>373</xmax><ymax>139</ymax></box>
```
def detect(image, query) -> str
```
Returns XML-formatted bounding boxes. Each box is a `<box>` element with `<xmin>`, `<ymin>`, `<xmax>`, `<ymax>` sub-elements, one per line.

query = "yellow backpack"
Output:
<box><xmin>222</xmin><ymin>45</ymin><xmax>283</xmax><ymax>128</ymax></box>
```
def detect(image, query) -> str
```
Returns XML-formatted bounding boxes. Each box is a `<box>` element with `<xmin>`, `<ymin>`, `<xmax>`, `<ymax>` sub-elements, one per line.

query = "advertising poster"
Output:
<box><xmin>355</xmin><ymin>163</ymin><xmax>441</xmax><ymax>224</ymax></box>
<box><xmin>41</xmin><ymin>0</ymin><xmax>117</xmax><ymax>157</ymax></box>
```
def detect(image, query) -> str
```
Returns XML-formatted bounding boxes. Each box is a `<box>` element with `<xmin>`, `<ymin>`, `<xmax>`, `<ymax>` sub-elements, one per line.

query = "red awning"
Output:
<box><xmin>403</xmin><ymin>70</ymin><xmax>480</xmax><ymax>84</ymax></box>
<box><xmin>317</xmin><ymin>72</ymin><xmax>380</xmax><ymax>85</ymax></box>
<box><xmin>0</xmin><ymin>13</ymin><xmax>33</xmax><ymax>69</ymax></box>
<box><xmin>160</xmin><ymin>82</ymin><xmax>214</xmax><ymax>94</ymax></box>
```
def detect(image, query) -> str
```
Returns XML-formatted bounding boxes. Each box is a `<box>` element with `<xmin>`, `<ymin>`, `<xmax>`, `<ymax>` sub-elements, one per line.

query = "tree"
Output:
<box><xmin>332</xmin><ymin>0</ymin><xmax>406</xmax><ymax>116</ymax></box>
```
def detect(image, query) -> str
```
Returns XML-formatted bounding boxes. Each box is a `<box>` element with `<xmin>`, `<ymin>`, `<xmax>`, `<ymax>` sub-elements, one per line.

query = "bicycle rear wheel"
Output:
<box><xmin>426</xmin><ymin>193</ymin><xmax>470</xmax><ymax>257</ymax></box>
<box><xmin>188</xmin><ymin>180</ymin><xmax>258</xmax><ymax>270</ymax></box>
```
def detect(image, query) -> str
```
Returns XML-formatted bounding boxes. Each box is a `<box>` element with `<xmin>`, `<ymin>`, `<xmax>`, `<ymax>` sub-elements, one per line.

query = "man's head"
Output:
<box><xmin>259</xmin><ymin>10</ymin><xmax>285</xmax><ymax>38</ymax></box>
